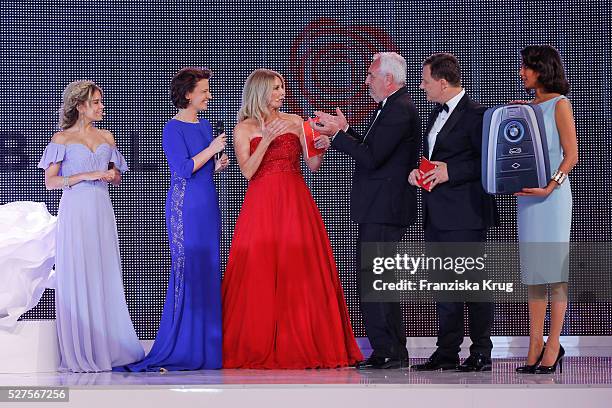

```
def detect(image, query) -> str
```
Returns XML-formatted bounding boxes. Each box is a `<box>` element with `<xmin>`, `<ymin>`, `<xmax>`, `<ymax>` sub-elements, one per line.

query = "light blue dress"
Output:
<box><xmin>517</xmin><ymin>96</ymin><xmax>573</xmax><ymax>284</ymax></box>
<box><xmin>38</xmin><ymin>142</ymin><xmax>144</xmax><ymax>372</ymax></box>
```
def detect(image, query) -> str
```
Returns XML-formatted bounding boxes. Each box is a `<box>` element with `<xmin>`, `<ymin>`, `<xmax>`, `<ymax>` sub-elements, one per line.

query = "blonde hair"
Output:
<box><xmin>59</xmin><ymin>80</ymin><xmax>103</xmax><ymax>129</ymax></box>
<box><xmin>237</xmin><ymin>69</ymin><xmax>284</xmax><ymax>125</ymax></box>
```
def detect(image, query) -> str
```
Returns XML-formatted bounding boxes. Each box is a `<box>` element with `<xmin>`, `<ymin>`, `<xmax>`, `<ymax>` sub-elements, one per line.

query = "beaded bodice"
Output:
<box><xmin>249</xmin><ymin>133</ymin><xmax>302</xmax><ymax>180</ymax></box>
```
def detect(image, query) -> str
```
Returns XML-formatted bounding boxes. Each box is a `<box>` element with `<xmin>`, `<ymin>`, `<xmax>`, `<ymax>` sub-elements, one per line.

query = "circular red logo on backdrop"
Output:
<box><xmin>287</xmin><ymin>18</ymin><xmax>399</xmax><ymax>125</ymax></box>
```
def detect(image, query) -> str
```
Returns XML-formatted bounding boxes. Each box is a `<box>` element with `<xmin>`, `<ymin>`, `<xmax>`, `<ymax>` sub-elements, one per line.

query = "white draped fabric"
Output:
<box><xmin>0</xmin><ymin>201</ymin><xmax>56</xmax><ymax>330</ymax></box>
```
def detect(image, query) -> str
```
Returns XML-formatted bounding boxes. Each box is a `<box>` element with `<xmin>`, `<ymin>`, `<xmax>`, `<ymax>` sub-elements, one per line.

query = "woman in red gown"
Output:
<box><xmin>222</xmin><ymin>69</ymin><xmax>363</xmax><ymax>369</ymax></box>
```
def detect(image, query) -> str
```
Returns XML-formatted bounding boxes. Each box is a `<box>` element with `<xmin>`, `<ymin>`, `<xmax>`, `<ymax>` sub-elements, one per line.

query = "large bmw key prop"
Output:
<box><xmin>482</xmin><ymin>104</ymin><xmax>551</xmax><ymax>194</ymax></box>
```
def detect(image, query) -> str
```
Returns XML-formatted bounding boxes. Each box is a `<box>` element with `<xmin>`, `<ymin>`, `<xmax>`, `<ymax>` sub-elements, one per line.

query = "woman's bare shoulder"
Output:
<box><xmin>50</xmin><ymin>131</ymin><xmax>70</xmax><ymax>144</ymax></box>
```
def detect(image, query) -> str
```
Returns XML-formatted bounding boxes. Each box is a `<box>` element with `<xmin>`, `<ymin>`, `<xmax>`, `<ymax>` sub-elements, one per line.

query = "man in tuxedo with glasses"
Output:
<box><xmin>315</xmin><ymin>52</ymin><xmax>420</xmax><ymax>369</ymax></box>
<box><xmin>408</xmin><ymin>53</ymin><xmax>498</xmax><ymax>372</ymax></box>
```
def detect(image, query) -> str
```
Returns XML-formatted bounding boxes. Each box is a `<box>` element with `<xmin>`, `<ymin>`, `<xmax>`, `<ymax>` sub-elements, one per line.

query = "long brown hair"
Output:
<box><xmin>59</xmin><ymin>80</ymin><xmax>103</xmax><ymax>129</ymax></box>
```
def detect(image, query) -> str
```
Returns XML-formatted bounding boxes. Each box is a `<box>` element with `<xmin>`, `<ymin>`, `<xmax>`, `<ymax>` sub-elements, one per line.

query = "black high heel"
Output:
<box><xmin>516</xmin><ymin>342</ymin><xmax>546</xmax><ymax>374</ymax></box>
<box><xmin>535</xmin><ymin>344</ymin><xmax>565</xmax><ymax>374</ymax></box>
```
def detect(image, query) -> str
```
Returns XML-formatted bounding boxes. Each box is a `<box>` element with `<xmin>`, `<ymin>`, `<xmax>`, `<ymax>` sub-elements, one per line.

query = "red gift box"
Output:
<box><xmin>417</xmin><ymin>156</ymin><xmax>437</xmax><ymax>192</ymax></box>
<box><xmin>302</xmin><ymin>118</ymin><xmax>326</xmax><ymax>159</ymax></box>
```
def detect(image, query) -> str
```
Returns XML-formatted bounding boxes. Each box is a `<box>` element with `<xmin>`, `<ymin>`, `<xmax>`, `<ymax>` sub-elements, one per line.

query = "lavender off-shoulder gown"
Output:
<box><xmin>38</xmin><ymin>142</ymin><xmax>144</xmax><ymax>372</ymax></box>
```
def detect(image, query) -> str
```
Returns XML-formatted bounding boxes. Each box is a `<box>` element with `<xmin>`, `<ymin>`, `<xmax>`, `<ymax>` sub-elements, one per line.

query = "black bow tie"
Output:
<box><xmin>434</xmin><ymin>103</ymin><xmax>449</xmax><ymax>114</ymax></box>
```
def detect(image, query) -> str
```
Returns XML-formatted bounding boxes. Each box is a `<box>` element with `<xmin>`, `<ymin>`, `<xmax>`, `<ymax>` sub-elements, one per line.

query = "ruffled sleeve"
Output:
<box><xmin>37</xmin><ymin>143</ymin><xmax>66</xmax><ymax>170</ymax></box>
<box><xmin>110</xmin><ymin>147</ymin><xmax>129</xmax><ymax>173</ymax></box>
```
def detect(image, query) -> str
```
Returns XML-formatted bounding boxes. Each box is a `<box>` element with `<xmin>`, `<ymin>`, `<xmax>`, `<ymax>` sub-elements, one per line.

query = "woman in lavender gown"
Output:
<box><xmin>38</xmin><ymin>80</ymin><xmax>144</xmax><ymax>372</ymax></box>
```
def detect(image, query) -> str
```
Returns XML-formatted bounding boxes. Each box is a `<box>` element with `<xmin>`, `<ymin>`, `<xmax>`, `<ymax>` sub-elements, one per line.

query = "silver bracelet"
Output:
<box><xmin>551</xmin><ymin>170</ymin><xmax>567</xmax><ymax>185</ymax></box>
<box><xmin>62</xmin><ymin>176</ymin><xmax>71</xmax><ymax>189</ymax></box>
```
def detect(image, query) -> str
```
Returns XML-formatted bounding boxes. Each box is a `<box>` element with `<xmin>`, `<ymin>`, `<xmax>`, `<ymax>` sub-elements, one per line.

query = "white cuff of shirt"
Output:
<box><xmin>331</xmin><ymin>124</ymin><xmax>349</xmax><ymax>141</ymax></box>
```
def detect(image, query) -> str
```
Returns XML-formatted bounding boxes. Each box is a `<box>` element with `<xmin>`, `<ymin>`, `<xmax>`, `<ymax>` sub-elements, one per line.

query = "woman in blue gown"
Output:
<box><xmin>122</xmin><ymin>67</ymin><xmax>229</xmax><ymax>371</ymax></box>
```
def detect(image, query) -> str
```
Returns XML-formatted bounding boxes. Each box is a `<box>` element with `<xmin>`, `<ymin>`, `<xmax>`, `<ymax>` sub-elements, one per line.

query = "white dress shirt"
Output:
<box><xmin>333</xmin><ymin>89</ymin><xmax>402</xmax><ymax>141</ymax></box>
<box><xmin>427</xmin><ymin>89</ymin><xmax>465</xmax><ymax>159</ymax></box>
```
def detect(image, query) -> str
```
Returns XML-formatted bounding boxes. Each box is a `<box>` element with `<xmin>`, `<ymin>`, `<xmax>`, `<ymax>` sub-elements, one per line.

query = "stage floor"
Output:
<box><xmin>2</xmin><ymin>357</ymin><xmax>611</xmax><ymax>386</ymax></box>
<box><xmin>2</xmin><ymin>358</ymin><xmax>611</xmax><ymax>407</ymax></box>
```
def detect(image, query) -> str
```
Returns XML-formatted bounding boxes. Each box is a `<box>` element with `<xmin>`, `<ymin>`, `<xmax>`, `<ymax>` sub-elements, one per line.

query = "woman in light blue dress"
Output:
<box><xmin>38</xmin><ymin>80</ymin><xmax>144</xmax><ymax>372</ymax></box>
<box><xmin>514</xmin><ymin>46</ymin><xmax>578</xmax><ymax>374</ymax></box>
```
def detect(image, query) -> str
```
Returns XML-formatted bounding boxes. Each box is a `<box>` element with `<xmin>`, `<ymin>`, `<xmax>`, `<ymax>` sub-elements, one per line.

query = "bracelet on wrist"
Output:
<box><xmin>62</xmin><ymin>176</ymin><xmax>71</xmax><ymax>190</ymax></box>
<box><xmin>551</xmin><ymin>169</ymin><xmax>567</xmax><ymax>185</ymax></box>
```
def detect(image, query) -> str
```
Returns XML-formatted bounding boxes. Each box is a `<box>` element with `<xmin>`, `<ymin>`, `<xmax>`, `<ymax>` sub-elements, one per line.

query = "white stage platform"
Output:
<box><xmin>1</xmin><ymin>322</ymin><xmax>611</xmax><ymax>407</ymax></box>
<box><xmin>0</xmin><ymin>320</ymin><xmax>59</xmax><ymax>373</ymax></box>
<box><xmin>1</xmin><ymin>361</ymin><xmax>611</xmax><ymax>408</ymax></box>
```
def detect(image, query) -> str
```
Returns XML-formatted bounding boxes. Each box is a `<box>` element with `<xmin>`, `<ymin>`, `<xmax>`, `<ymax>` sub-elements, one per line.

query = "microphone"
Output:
<box><xmin>214</xmin><ymin>120</ymin><xmax>224</xmax><ymax>161</ymax></box>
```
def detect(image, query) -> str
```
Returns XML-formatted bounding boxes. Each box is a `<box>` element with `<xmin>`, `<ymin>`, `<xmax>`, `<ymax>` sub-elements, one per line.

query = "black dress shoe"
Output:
<box><xmin>411</xmin><ymin>351</ymin><xmax>459</xmax><ymax>371</ymax></box>
<box><xmin>356</xmin><ymin>356</ymin><xmax>409</xmax><ymax>369</ymax></box>
<box><xmin>355</xmin><ymin>356</ymin><xmax>384</xmax><ymax>369</ymax></box>
<box><xmin>457</xmin><ymin>353</ymin><xmax>492</xmax><ymax>372</ymax></box>
<box><xmin>378</xmin><ymin>357</ymin><xmax>410</xmax><ymax>369</ymax></box>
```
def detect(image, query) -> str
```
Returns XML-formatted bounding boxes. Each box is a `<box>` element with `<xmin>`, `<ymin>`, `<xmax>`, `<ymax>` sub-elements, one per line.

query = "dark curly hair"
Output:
<box><xmin>520</xmin><ymin>45</ymin><xmax>570</xmax><ymax>95</ymax></box>
<box><xmin>170</xmin><ymin>67</ymin><xmax>212</xmax><ymax>109</ymax></box>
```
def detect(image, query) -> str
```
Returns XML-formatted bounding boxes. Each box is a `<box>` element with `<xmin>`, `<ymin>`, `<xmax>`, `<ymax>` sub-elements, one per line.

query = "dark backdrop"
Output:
<box><xmin>1</xmin><ymin>0</ymin><xmax>610</xmax><ymax>338</ymax></box>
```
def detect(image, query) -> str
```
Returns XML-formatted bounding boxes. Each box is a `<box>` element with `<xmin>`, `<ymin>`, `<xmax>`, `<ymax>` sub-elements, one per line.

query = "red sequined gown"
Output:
<box><xmin>222</xmin><ymin>133</ymin><xmax>363</xmax><ymax>369</ymax></box>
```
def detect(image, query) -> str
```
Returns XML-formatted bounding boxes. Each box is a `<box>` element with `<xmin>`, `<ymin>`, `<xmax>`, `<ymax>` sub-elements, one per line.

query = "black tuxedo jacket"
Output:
<box><xmin>422</xmin><ymin>93</ymin><xmax>498</xmax><ymax>231</ymax></box>
<box><xmin>331</xmin><ymin>87</ymin><xmax>420</xmax><ymax>227</ymax></box>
